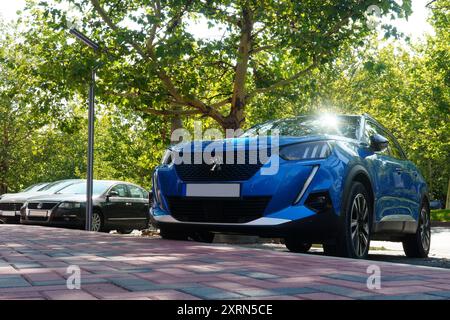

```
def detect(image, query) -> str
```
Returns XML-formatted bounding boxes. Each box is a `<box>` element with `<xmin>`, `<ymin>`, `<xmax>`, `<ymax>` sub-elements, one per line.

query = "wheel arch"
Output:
<box><xmin>342</xmin><ymin>164</ymin><xmax>375</xmax><ymax>219</ymax></box>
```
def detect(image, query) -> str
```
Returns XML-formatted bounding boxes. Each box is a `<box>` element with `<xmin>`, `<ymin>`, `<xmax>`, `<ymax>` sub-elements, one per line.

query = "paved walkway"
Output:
<box><xmin>0</xmin><ymin>225</ymin><xmax>449</xmax><ymax>300</ymax></box>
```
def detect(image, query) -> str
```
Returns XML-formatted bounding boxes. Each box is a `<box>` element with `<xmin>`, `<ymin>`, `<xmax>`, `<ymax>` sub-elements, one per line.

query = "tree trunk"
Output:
<box><xmin>227</xmin><ymin>7</ymin><xmax>253</xmax><ymax>130</ymax></box>
<box><xmin>446</xmin><ymin>177</ymin><xmax>450</xmax><ymax>210</ymax></box>
<box><xmin>428</xmin><ymin>159</ymin><xmax>433</xmax><ymax>197</ymax></box>
<box><xmin>170</xmin><ymin>113</ymin><xmax>183</xmax><ymax>144</ymax></box>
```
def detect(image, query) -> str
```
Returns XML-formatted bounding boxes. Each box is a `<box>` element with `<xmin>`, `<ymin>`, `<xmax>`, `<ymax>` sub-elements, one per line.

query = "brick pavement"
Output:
<box><xmin>0</xmin><ymin>225</ymin><xmax>449</xmax><ymax>300</ymax></box>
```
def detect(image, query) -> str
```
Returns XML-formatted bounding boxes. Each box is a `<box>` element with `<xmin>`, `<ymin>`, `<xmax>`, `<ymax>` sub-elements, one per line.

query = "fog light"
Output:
<box><xmin>305</xmin><ymin>192</ymin><xmax>332</xmax><ymax>212</ymax></box>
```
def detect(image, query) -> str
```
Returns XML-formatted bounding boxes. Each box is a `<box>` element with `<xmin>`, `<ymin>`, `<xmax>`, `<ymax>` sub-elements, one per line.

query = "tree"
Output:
<box><xmin>21</xmin><ymin>0</ymin><xmax>412</xmax><ymax>130</ymax></box>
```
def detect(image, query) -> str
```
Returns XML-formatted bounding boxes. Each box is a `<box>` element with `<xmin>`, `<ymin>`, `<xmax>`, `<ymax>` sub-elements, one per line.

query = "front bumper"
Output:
<box><xmin>151</xmin><ymin>153</ymin><xmax>346</xmax><ymax>240</ymax></box>
<box><xmin>150</xmin><ymin>207</ymin><xmax>339</xmax><ymax>240</ymax></box>
<box><xmin>20</xmin><ymin>207</ymin><xmax>84</xmax><ymax>228</ymax></box>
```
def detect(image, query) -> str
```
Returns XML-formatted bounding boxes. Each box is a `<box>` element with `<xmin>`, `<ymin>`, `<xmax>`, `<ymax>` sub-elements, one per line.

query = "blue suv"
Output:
<box><xmin>151</xmin><ymin>114</ymin><xmax>430</xmax><ymax>259</ymax></box>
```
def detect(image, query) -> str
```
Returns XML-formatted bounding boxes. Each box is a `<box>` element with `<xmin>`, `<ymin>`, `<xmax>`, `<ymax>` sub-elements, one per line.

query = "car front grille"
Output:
<box><xmin>174</xmin><ymin>149</ymin><xmax>271</xmax><ymax>182</ymax></box>
<box><xmin>27</xmin><ymin>202</ymin><xmax>58</xmax><ymax>210</ymax></box>
<box><xmin>0</xmin><ymin>203</ymin><xmax>23</xmax><ymax>211</ymax></box>
<box><xmin>26</xmin><ymin>216</ymin><xmax>48</xmax><ymax>222</ymax></box>
<box><xmin>167</xmin><ymin>196</ymin><xmax>271</xmax><ymax>223</ymax></box>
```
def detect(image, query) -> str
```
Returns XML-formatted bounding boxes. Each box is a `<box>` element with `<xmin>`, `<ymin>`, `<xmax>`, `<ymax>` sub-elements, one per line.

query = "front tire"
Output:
<box><xmin>402</xmin><ymin>203</ymin><xmax>431</xmax><ymax>258</ymax></box>
<box><xmin>284</xmin><ymin>238</ymin><xmax>312</xmax><ymax>253</ymax></box>
<box><xmin>91</xmin><ymin>211</ymin><xmax>104</xmax><ymax>232</ymax></box>
<box><xmin>336</xmin><ymin>182</ymin><xmax>371</xmax><ymax>259</ymax></box>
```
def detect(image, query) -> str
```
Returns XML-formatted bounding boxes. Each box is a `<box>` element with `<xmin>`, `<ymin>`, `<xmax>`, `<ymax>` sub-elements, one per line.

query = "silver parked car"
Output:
<box><xmin>0</xmin><ymin>180</ymin><xmax>82</xmax><ymax>223</ymax></box>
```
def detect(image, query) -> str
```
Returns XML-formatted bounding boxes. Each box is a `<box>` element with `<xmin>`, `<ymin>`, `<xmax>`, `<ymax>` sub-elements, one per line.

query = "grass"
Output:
<box><xmin>431</xmin><ymin>209</ymin><xmax>450</xmax><ymax>222</ymax></box>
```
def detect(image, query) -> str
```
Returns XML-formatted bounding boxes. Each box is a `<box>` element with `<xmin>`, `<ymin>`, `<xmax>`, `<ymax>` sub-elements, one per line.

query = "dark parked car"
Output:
<box><xmin>20</xmin><ymin>180</ymin><xmax>150</xmax><ymax>233</ymax></box>
<box><xmin>430</xmin><ymin>200</ymin><xmax>444</xmax><ymax>210</ymax></box>
<box><xmin>0</xmin><ymin>180</ymin><xmax>81</xmax><ymax>223</ymax></box>
<box><xmin>151</xmin><ymin>113</ymin><xmax>430</xmax><ymax>259</ymax></box>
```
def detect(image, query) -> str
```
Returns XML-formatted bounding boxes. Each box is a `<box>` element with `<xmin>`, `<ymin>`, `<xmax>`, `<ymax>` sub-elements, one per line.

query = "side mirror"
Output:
<box><xmin>370</xmin><ymin>134</ymin><xmax>389</xmax><ymax>152</ymax></box>
<box><xmin>107</xmin><ymin>190</ymin><xmax>119</xmax><ymax>200</ymax></box>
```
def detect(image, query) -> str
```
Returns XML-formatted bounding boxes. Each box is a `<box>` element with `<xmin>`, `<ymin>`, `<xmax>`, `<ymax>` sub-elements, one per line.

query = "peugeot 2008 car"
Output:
<box><xmin>151</xmin><ymin>114</ymin><xmax>430</xmax><ymax>259</ymax></box>
<box><xmin>0</xmin><ymin>180</ymin><xmax>80</xmax><ymax>224</ymax></box>
<box><xmin>20</xmin><ymin>180</ymin><xmax>150</xmax><ymax>233</ymax></box>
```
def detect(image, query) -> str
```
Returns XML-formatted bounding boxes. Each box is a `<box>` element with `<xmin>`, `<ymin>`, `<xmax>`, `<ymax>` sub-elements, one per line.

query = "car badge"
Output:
<box><xmin>210</xmin><ymin>156</ymin><xmax>223</xmax><ymax>172</ymax></box>
<box><xmin>37</xmin><ymin>203</ymin><xmax>43</xmax><ymax>209</ymax></box>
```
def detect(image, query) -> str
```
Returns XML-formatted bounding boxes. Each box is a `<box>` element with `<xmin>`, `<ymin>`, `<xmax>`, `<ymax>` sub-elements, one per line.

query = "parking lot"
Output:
<box><xmin>1</xmin><ymin>224</ymin><xmax>450</xmax><ymax>300</ymax></box>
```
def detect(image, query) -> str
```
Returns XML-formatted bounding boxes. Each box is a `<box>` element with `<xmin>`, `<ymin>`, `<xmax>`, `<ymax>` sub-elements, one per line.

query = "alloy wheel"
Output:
<box><xmin>350</xmin><ymin>193</ymin><xmax>370</xmax><ymax>257</ymax></box>
<box><xmin>91</xmin><ymin>212</ymin><xmax>102</xmax><ymax>232</ymax></box>
<box><xmin>419</xmin><ymin>207</ymin><xmax>431</xmax><ymax>252</ymax></box>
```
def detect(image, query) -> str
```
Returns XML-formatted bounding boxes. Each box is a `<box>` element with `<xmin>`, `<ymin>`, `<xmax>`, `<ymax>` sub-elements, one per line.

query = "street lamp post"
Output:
<box><xmin>69</xmin><ymin>28</ymin><xmax>100</xmax><ymax>231</ymax></box>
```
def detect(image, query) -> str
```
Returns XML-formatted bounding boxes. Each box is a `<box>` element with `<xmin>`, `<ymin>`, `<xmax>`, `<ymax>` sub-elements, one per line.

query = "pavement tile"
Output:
<box><xmin>361</xmin><ymin>294</ymin><xmax>446</xmax><ymax>300</ymax></box>
<box><xmin>0</xmin><ymin>275</ymin><xmax>31</xmax><ymax>288</ymax></box>
<box><xmin>42</xmin><ymin>289</ymin><xmax>98</xmax><ymax>300</ymax></box>
<box><xmin>296</xmin><ymin>292</ymin><xmax>354</xmax><ymax>300</ymax></box>
<box><xmin>425</xmin><ymin>290</ymin><xmax>450</xmax><ymax>299</ymax></box>
<box><xmin>310</xmin><ymin>284</ymin><xmax>375</xmax><ymax>298</ymax></box>
<box><xmin>180</xmin><ymin>286</ymin><xmax>244</xmax><ymax>299</ymax></box>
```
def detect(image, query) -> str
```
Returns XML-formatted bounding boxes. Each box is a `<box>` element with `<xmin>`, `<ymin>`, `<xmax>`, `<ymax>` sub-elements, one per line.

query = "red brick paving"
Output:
<box><xmin>0</xmin><ymin>225</ymin><xmax>449</xmax><ymax>300</ymax></box>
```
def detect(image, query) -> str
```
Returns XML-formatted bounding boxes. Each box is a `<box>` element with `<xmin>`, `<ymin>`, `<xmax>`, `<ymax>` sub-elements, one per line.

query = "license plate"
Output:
<box><xmin>0</xmin><ymin>211</ymin><xmax>16</xmax><ymax>217</ymax></box>
<box><xmin>28</xmin><ymin>210</ymin><xmax>48</xmax><ymax>217</ymax></box>
<box><xmin>185</xmin><ymin>184</ymin><xmax>240</xmax><ymax>198</ymax></box>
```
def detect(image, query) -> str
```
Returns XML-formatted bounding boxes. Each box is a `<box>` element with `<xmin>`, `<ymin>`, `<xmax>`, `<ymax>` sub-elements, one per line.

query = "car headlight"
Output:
<box><xmin>280</xmin><ymin>141</ymin><xmax>332</xmax><ymax>161</ymax></box>
<box><xmin>58</xmin><ymin>202</ymin><xmax>81</xmax><ymax>209</ymax></box>
<box><xmin>161</xmin><ymin>149</ymin><xmax>173</xmax><ymax>165</ymax></box>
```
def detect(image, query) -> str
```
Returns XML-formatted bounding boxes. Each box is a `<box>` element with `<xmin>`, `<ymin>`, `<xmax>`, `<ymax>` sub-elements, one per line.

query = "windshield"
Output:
<box><xmin>242</xmin><ymin>115</ymin><xmax>361</xmax><ymax>140</ymax></box>
<box><xmin>22</xmin><ymin>183</ymin><xmax>49</xmax><ymax>192</ymax></box>
<box><xmin>38</xmin><ymin>180</ymin><xmax>80</xmax><ymax>193</ymax></box>
<box><xmin>57</xmin><ymin>181</ymin><xmax>114</xmax><ymax>195</ymax></box>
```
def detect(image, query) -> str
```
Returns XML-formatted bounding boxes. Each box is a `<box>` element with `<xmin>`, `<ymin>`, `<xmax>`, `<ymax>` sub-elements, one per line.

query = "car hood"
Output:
<box><xmin>25</xmin><ymin>194</ymin><xmax>99</xmax><ymax>203</ymax></box>
<box><xmin>170</xmin><ymin>134</ymin><xmax>345</xmax><ymax>153</ymax></box>
<box><xmin>0</xmin><ymin>192</ymin><xmax>53</xmax><ymax>203</ymax></box>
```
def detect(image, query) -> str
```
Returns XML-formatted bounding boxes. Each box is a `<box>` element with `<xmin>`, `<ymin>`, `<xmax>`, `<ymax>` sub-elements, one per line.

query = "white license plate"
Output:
<box><xmin>28</xmin><ymin>210</ymin><xmax>48</xmax><ymax>217</ymax></box>
<box><xmin>185</xmin><ymin>184</ymin><xmax>240</xmax><ymax>198</ymax></box>
<box><xmin>0</xmin><ymin>211</ymin><xmax>16</xmax><ymax>217</ymax></box>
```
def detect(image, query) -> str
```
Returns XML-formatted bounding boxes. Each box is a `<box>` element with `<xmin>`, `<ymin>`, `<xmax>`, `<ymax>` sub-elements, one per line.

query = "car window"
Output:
<box><xmin>110</xmin><ymin>184</ymin><xmax>129</xmax><ymax>197</ymax></box>
<box><xmin>388</xmin><ymin>141</ymin><xmax>406</xmax><ymax>160</ymax></box>
<box><xmin>128</xmin><ymin>185</ymin><xmax>145</xmax><ymax>199</ymax></box>
<box><xmin>365</xmin><ymin>121</ymin><xmax>406</xmax><ymax>160</ymax></box>
<box><xmin>57</xmin><ymin>181</ymin><xmax>113</xmax><ymax>195</ymax></box>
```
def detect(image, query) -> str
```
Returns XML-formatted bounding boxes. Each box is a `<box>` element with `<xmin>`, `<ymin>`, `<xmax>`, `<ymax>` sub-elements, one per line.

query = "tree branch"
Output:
<box><xmin>90</xmin><ymin>0</ymin><xmax>227</xmax><ymax>124</ymax></box>
<box><xmin>247</xmin><ymin>61</ymin><xmax>317</xmax><ymax>98</ymax></box>
<box><xmin>250</xmin><ymin>44</ymin><xmax>275</xmax><ymax>54</ymax></box>
<box><xmin>137</xmin><ymin>107</ymin><xmax>202</xmax><ymax>117</ymax></box>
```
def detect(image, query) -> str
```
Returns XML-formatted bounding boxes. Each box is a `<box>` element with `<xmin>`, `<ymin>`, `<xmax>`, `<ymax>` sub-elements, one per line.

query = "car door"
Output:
<box><xmin>126</xmin><ymin>184</ymin><xmax>150</xmax><ymax>228</ymax></box>
<box><xmin>364</xmin><ymin>121</ymin><xmax>410</xmax><ymax>221</ymax></box>
<box><xmin>388</xmin><ymin>140</ymin><xmax>420</xmax><ymax>220</ymax></box>
<box><xmin>105</xmin><ymin>184</ymin><xmax>130</xmax><ymax>226</ymax></box>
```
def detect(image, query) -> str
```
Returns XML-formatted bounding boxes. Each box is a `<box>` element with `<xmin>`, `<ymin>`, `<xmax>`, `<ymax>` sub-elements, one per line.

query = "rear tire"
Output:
<box><xmin>284</xmin><ymin>238</ymin><xmax>312</xmax><ymax>253</ymax></box>
<box><xmin>335</xmin><ymin>182</ymin><xmax>372</xmax><ymax>259</ymax></box>
<box><xmin>159</xmin><ymin>228</ymin><xmax>188</xmax><ymax>240</ymax></box>
<box><xmin>117</xmin><ymin>228</ymin><xmax>134</xmax><ymax>234</ymax></box>
<box><xmin>402</xmin><ymin>202</ymin><xmax>430</xmax><ymax>258</ymax></box>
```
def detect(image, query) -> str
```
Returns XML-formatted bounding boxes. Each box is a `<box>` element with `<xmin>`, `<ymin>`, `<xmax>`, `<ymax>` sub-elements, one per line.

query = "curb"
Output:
<box><xmin>431</xmin><ymin>221</ymin><xmax>450</xmax><ymax>227</ymax></box>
